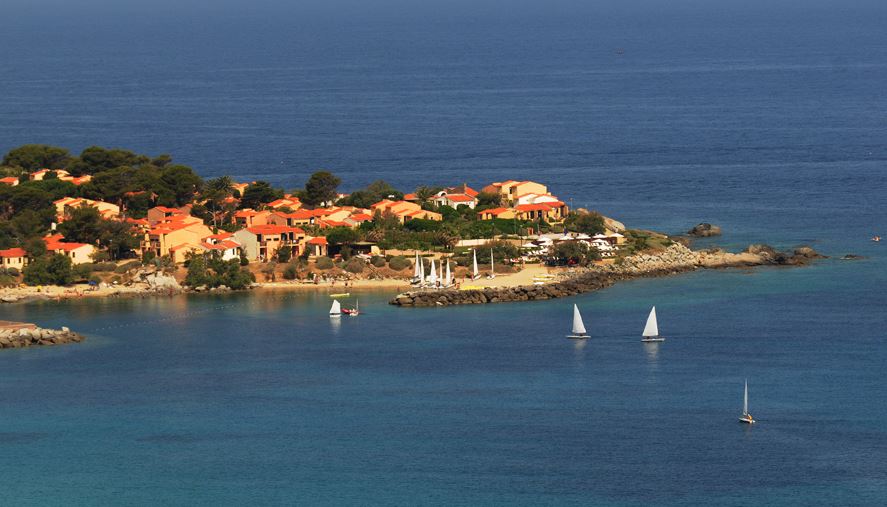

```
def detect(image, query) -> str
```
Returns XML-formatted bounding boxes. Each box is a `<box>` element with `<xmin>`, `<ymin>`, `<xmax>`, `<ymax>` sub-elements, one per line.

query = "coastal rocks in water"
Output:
<box><xmin>1</xmin><ymin>295</ymin><xmax>22</xmax><ymax>303</ymax></box>
<box><xmin>688</xmin><ymin>223</ymin><xmax>722</xmax><ymax>237</ymax></box>
<box><xmin>0</xmin><ymin>323</ymin><xmax>85</xmax><ymax>349</ymax></box>
<box><xmin>840</xmin><ymin>254</ymin><xmax>865</xmax><ymax>261</ymax></box>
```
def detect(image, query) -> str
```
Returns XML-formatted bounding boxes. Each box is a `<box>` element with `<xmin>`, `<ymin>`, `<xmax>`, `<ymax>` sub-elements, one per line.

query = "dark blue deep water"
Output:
<box><xmin>1</xmin><ymin>1</ymin><xmax>886</xmax><ymax>504</ymax></box>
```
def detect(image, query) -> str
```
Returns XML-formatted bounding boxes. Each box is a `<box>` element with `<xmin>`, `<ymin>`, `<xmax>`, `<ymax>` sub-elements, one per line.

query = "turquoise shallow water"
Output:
<box><xmin>1</xmin><ymin>253</ymin><xmax>885</xmax><ymax>505</ymax></box>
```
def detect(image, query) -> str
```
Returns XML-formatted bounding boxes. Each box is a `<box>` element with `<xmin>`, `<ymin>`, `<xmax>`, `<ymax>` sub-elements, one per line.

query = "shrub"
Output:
<box><xmin>388</xmin><ymin>255</ymin><xmax>410</xmax><ymax>271</ymax></box>
<box><xmin>277</xmin><ymin>245</ymin><xmax>292</xmax><ymax>263</ymax></box>
<box><xmin>92</xmin><ymin>262</ymin><xmax>117</xmax><ymax>272</ymax></box>
<box><xmin>91</xmin><ymin>250</ymin><xmax>111</xmax><ymax>262</ymax></box>
<box><xmin>6</xmin><ymin>267</ymin><xmax>19</xmax><ymax>277</ymax></box>
<box><xmin>73</xmin><ymin>264</ymin><xmax>92</xmax><ymax>280</ymax></box>
<box><xmin>370</xmin><ymin>255</ymin><xmax>386</xmax><ymax>268</ymax></box>
<box><xmin>88</xmin><ymin>274</ymin><xmax>102</xmax><ymax>284</ymax></box>
<box><xmin>344</xmin><ymin>257</ymin><xmax>365</xmax><ymax>274</ymax></box>
<box><xmin>283</xmin><ymin>264</ymin><xmax>298</xmax><ymax>280</ymax></box>
<box><xmin>315</xmin><ymin>257</ymin><xmax>334</xmax><ymax>270</ymax></box>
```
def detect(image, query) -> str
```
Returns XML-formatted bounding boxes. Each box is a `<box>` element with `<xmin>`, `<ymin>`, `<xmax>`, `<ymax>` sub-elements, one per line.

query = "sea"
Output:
<box><xmin>1</xmin><ymin>1</ymin><xmax>886</xmax><ymax>505</ymax></box>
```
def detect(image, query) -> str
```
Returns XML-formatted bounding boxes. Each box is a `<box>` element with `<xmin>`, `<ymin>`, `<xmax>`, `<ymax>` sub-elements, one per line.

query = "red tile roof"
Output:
<box><xmin>307</xmin><ymin>237</ymin><xmax>328</xmax><ymax>245</ymax></box>
<box><xmin>246</xmin><ymin>225</ymin><xmax>305</xmax><ymax>235</ymax></box>
<box><xmin>0</xmin><ymin>177</ymin><xmax>18</xmax><ymax>185</ymax></box>
<box><xmin>447</xmin><ymin>194</ymin><xmax>475</xmax><ymax>202</ymax></box>
<box><xmin>0</xmin><ymin>247</ymin><xmax>26</xmax><ymax>258</ymax></box>
<box><xmin>478</xmin><ymin>207</ymin><xmax>511</xmax><ymax>216</ymax></box>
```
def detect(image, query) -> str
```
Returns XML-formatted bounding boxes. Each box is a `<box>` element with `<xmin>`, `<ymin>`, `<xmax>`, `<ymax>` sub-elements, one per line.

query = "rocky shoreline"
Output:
<box><xmin>0</xmin><ymin>323</ymin><xmax>85</xmax><ymax>349</ymax></box>
<box><xmin>390</xmin><ymin>243</ymin><xmax>824</xmax><ymax>307</ymax></box>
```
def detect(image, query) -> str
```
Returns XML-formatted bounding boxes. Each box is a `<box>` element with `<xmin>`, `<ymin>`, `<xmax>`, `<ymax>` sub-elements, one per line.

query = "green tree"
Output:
<box><xmin>23</xmin><ymin>254</ymin><xmax>74</xmax><ymax>285</ymax></box>
<box><xmin>68</xmin><ymin>146</ymin><xmax>149</xmax><ymax>175</ymax></box>
<box><xmin>239</xmin><ymin>181</ymin><xmax>283</xmax><ymax>209</ymax></box>
<box><xmin>326</xmin><ymin>227</ymin><xmax>359</xmax><ymax>245</ymax></box>
<box><xmin>277</xmin><ymin>245</ymin><xmax>293</xmax><ymax>263</ymax></box>
<box><xmin>58</xmin><ymin>205</ymin><xmax>104</xmax><ymax>244</ymax></box>
<box><xmin>476</xmin><ymin>191</ymin><xmax>503</xmax><ymax>208</ymax></box>
<box><xmin>564</xmin><ymin>211</ymin><xmax>605</xmax><ymax>235</ymax></box>
<box><xmin>302</xmin><ymin>171</ymin><xmax>341</xmax><ymax>207</ymax></box>
<box><xmin>2</xmin><ymin>144</ymin><xmax>71</xmax><ymax>171</ymax></box>
<box><xmin>24</xmin><ymin>236</ymin><xmax>47</xmax><ymax>259</ymax></box>
<box><xmin>414</xmin><ymin>185</ymin><xmax>440</xmax><ymax>205</ymax></box>
<box><xmin>550</xmin><ymin>241</ymin><xmax>600</xmax><ymax>266</ymax></box>
<box><xmin>99</xmin><ymin>220</ymin><xmax>140</xmax><ymax>260</ymax></box>
<box><xmin>159</xmin><ymin>164</ymin><xmax>202</xmax><ymax>206</ymax></box>
<box><xmin>185</xmin><ymin>254</ymin><xmax>210</xmax><ymax>287</ymax></box>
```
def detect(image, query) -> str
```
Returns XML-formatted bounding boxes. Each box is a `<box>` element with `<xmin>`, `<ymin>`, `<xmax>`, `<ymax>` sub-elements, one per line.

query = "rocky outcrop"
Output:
<box><xmin>391</xmin><ymin>243</ymin><xmax>824</xmax><ymax>307</ymax></box>
<box><xmin>134</xmin><ymin>269</ymin><xmax>182</xmax><ymax>292</ymax></box>
<box><xmin>0</xmin><ymin>325</ymin><xmax>85</xmax><ymax>349</ymax></box>
<box><xmin>688</xmin><ymin>223</ymin><xmax>722</xmax><ymax>237</ymax></box>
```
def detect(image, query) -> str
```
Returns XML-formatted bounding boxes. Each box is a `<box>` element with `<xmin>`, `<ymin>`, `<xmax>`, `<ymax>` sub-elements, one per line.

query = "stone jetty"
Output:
<box><xmin>391</xmin><ymin>243</ymin><xmax>823</xmax><ymax>307</ymax></box>
<box><xmin>0</xmin><ymin>321</ymin><xmax>85</xmax><ymax>349</ymax></box>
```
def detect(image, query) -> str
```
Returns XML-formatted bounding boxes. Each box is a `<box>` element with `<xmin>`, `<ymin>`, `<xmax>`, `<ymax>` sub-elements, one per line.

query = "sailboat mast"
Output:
<box><xmin>490</xmin><ymin>248</ymin><xmax>494</xmax><ymax>276</ymax></box>
<box><xmin>743</xmin><ymin>379</ymin><xmax>749</xmax><ymax>415</ymax></box>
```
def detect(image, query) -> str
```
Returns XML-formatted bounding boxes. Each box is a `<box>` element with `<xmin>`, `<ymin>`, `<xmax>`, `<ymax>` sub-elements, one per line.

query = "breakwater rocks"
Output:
<box><xmin>0</xmin><ymin>323</ymin><xmax>85</xmax><ymax>349</ymax></box>
<box><xmin>391</xmin><ymin>243</ymin><xmax>823</xmax><ymax>308</ymax></box>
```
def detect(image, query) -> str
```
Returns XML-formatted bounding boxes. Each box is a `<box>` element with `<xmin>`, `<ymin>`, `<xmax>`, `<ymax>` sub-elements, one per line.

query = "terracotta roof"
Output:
<box><xmin>403</xmin><ymin>193</ymin><xmax>418</xmax><ymax>200</ymax></box>
<box><xmin>478</xmin><ymin>207</ymin><xmax>511</xmax><ymax>215</ymax></box>
<box><xmin>274</xmin><ymin>209</ymin><xmax>315</xmax><ymax>220</ymax></box>
<box><xmin>201</xmin><ymin>240</ymin><xmax>240</xmax><ymax>250</ymax></box>
<box><xmin>307</xmin><ymin>237</ymin><xmax>328</xmax><ymax>245</ymax></box>
<box><xmin>205</xmin><ymin>232</ymin><xmax>233</xmax><ymax>240</ymax></box>
<box><xmin>0</xmin><ymin>247</ymin><xmax>26</xmax><ymax>258</ymax></box>
<box><xmin>0</xmin><ymin>177</ymin><xmax>18</xmax><ymax>185</ymax></box>
<box><xmin>515</xmin><ymin>204</ymin><xmax>553</xmax><ymax>212</ymax></box>
<box><xmin>152</xmin><ymin>206</ymin><xmax>181</xmax><ymax>213</ymax></box>
<box><xmin>350</xmin><ymin>213</ymin><xmax>373</xmax><ymax>221</ymax></box>
<box><xmin>246</xmin><ymin>225</ymin><xmax>305</xmax><ymax>235</ymax></box>
<box><xmin>447</xmin><ymin>194</ymin><xmax>475</xmax><ymax>202</ymax></box>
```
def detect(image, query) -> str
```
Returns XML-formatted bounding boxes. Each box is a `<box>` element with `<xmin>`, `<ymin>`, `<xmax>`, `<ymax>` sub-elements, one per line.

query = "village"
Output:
<box><xmin>0</xmin><ymin>148</ymin><xmax>640</xmax><ymax>294</ymax></box>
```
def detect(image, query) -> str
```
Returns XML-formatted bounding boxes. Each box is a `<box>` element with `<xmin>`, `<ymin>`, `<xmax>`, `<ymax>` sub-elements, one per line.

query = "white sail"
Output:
<box><xmin>472</xmin><ymin>249</ymin><xmax>479</xmax><ymax>279</ymax></box>
<box><xmin>490</xmin><ymin>249</ymin><xmax>495</xmax><ymax>276</ymax></box>
<box><xmin>429</xmin><ymin>259</ymin><xmax>437</xmax><ymax>286</ymax></box>
<box><xmin>572</xmin><ymin>304</ymin><xmax>587</xmax><ymax>335</ymax></box>
<box><xmin>419</xmin><ymin>256</ymin><xmax>425</xmax><ymax>283</ymax></box>
<box><xmin>329</xmin><ymin>300</ymin><xmax>341</xmax><ymax>315</ymax></box>
<box><xmin>743</xmin><ymin>379</ymin><xmax>749</xmax><ymax>415</ymax></box>
<box><xmin>642</xmin><ymin>306</ymin><xmax>659</xmax><ymax>337</ymax></box>
<box><xmin>413</xmin><ymin>252</ymin><xmax>421</xmax><ymax>278</ymax></box>
<box><xmin>445</xmin><ymin>260</ymin><xmax>452</xmax><ymax>287</ymax></box>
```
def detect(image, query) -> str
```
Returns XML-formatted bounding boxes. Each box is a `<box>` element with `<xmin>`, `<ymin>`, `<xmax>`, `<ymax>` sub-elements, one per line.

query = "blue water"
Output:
<box><xmin>2</xmin><ymin>1</ymin><xmax>887</xmax><ymax>504</ymax></box>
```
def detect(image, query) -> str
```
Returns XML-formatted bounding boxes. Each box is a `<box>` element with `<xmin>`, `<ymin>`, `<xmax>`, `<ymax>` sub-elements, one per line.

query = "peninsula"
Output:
<box><xmin>1</xmin><ymin>144</ymin><xmax>824</xmax><ymax>308</ymax></box>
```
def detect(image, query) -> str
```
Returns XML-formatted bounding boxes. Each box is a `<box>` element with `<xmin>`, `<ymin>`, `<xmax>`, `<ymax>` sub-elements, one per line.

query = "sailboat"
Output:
<box><xmin>739</xmin><ymin>379</ymin><xmax>755</xmax><ymax>424</ymax></box>
<box><xmin>429</xmin><ymin>259</ymin><xmax>438</xmax><ymax>287</ymax></box>
<box><xmin>445</xmin><ymin>259</ymin><xmax>452</xmax><ymax>287</ymax></box>
<box><xmin>472</xmin><ymin>249</ymin><xmax>480</xmax><ymax>280</ymax></box>
<box><xmin>411</xmin><ymin>252</ymin><xmax>422</xmax><ymax>284</ymax></box>
<box><xmin>419</xmin><ymin>256</ymin><xmax>426</xmax><ymax>286</ymax></box>
<box><xmin>641</xmin><ymin>306</ymin><xmax>664</xmax><ymax>342</ymax></box>
<box><xmin>487</xmin><ymin>248</ymin><xmax>496</xmax><ymax>279</ymax></box>
<box><xmin>343</xmin><ymin>298</ymin><xmax>360</xmax><ymax>316</ymax></box>
<box><xmin>566</xmin><ymin>304</ymin><xmax>589</xmax><ymax>339</ymax></box>
<box><xmin>329</xmin><ymin>299</ymin><xmax>342</xmax><ymax>317</ymax></box>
